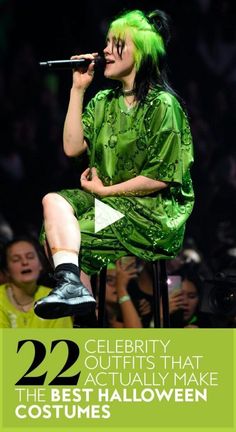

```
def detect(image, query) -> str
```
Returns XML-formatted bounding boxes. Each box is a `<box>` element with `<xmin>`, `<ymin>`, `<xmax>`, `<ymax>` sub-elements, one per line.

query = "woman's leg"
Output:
<box><xmin>80</xmin><ymin>271</ymin><xmax>92</xmax><ymax>291</ymax></box>
<box><xmin>44</xmin><ymin>193</ymin><xmax>92</xmax><ymax>290</ymax></box>
<box><xmin>43</xmin><ymin>192</ymin><xmax>81</xmax><ymax>262</ymax></box>
<box><xmin>34</xmin><ymin>193</ymin><xmax>95</xmax><ymax>319</ymax></box>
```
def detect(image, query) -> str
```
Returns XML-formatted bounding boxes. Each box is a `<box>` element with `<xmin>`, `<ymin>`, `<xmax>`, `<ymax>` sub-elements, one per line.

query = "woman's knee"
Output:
<box><xmin>42</xmin><ymin>193</ymin><xmax>72</xmax><ymax>215</ymax></box>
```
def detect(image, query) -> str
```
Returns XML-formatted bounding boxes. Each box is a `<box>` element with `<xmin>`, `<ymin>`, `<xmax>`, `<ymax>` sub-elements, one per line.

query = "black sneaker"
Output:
<box><xmin>34</xmin><ymin>270</ymin><xmax>96</xmax><ymax>319</ymax></box>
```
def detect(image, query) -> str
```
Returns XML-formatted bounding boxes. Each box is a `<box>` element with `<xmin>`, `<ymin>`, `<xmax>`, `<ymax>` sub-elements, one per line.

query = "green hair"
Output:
<box><xmin>109</xmin><ymin>10</ymin><xmax>165</xmax><ymax>73</ymax></box>
<box><xmin>107</xmin><ymin>9</ymin><xmax>179</xmax><ymax>103</ymax></box>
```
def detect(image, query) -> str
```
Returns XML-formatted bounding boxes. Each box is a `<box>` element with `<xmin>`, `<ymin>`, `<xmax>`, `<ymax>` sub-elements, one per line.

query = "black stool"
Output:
<box><xmin>97</xmin><ymin>260</ymin><xmax>170</xmax><ymax>328</ymax></box>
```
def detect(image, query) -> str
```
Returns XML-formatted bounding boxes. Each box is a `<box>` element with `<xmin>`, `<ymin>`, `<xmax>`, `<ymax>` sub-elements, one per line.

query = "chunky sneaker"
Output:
<box><xmin>34</xmin><ymin>270</ymin><xmax>96</xmax><ymax>319</ymax></box>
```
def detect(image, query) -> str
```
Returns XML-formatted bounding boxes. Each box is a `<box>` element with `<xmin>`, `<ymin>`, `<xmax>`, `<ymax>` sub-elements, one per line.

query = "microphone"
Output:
<box><xmin>39</xmin><ymin>56</ymin><xmax>105</xmax><ymax>70</ymax></box>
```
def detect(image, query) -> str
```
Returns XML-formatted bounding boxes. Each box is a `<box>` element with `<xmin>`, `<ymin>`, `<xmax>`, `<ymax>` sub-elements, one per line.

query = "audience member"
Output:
<box><xmin>0</xmin><ymin>235</ymin><xmax>73</xmax><ymax>328</ymax></box>
<box><xmin>103</xmin><ymin>260</ymin><xmax>142</xmax><ymax>328</ymax></box>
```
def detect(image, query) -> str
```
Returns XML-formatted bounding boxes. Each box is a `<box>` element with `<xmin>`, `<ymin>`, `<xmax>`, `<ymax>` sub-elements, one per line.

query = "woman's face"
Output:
<box><xmin>181</xmin><ymin>279</ymin><xmax>199</xmax><ymax>322</ymax></box>
<box><xmin>103</xmin><ymin>32</ymin><xmax>136</xmax><ymax>83</ymax></box>
<box><xmin>6</xmin><ymin>241</ymin><xmax>42</xmax><ymax>286</ymax></box>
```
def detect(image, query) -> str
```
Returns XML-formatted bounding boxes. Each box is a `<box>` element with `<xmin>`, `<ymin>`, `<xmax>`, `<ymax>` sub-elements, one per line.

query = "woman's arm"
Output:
<box><xmin>63</xmin><ymin>87</ymin><xmax>88</xmax><ymax>157</ymax></box>
<box><xmin>103</xmin><ymin>175</ymin><xmax>168</xmax><ymax>196</ymax></box>
<box><xmin>63</xmin><ymin>53</ymin><xmax>97</xmax><ymax>157</ymax></box>
<box><xmin>81</xmin><ymin>168</ymin><xmax>168</xmax><ymax>197</ymax></box>
<box><xmin>115</xmin><ymin>260</ymin><xmax>142</xmax><ymax>328</ymax></box>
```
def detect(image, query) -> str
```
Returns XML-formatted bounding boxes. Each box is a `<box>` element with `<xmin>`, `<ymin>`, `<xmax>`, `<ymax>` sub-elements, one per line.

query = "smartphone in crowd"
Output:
<box><xmin>167</xmin><ymin>275</ymin><xmax>182</xmax><ymax>294</ymax></box>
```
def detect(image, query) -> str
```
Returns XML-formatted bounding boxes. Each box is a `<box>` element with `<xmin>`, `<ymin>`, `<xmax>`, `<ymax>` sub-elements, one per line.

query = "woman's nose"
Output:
<box><xmin>21</xmin><ymin>257</ymin><xmax>28</xmax><ymax>265</ymax></box>
<box><xmin>103</xmin><ymin>43</ymin><xmax>111</xmax><ymax>55</ymax></box>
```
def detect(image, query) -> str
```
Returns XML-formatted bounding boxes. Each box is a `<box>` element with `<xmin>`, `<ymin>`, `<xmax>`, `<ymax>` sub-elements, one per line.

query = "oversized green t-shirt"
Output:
<box><xmin>56</xmin><ymin>87</ymin><xmax>194</xmax><ymax>274</ymax></box>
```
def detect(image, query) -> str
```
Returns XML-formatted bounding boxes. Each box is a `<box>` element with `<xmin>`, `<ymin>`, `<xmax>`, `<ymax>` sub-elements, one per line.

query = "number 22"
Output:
<box><xmin>15</xmin><ymin>339</ymin><xmax>81</xmax><ymax>386</ymax></box>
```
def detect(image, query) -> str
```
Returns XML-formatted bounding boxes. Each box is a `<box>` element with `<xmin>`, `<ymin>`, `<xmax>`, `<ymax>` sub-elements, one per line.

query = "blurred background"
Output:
<box><xmin>0</xmin><ymin>0</ymin><xmax>236</xmax><ymax>324</ymax></box>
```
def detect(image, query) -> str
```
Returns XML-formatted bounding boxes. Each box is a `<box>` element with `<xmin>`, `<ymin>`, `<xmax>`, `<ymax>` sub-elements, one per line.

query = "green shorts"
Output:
<box><xmin>40</xmin><ymin>189</ymin><xmax>128</xmax><ymax>275</ymax></box>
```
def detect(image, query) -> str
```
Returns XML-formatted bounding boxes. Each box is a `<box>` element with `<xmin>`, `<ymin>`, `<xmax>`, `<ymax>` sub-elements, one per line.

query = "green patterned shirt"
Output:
<box><xmin>80</xmin><ymin>86</ymin><xmax>194</xmax><ymax>261</ymax></box>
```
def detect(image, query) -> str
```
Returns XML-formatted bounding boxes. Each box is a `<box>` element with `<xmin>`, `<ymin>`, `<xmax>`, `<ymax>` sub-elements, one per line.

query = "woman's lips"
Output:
<box><xmin>21</xmin><ymin>269</ymin><xmax>32</xmax><ymax>274</ymax></box>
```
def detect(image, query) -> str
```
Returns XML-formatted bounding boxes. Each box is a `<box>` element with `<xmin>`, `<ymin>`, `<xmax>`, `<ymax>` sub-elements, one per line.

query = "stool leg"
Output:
<box><xmin>152</xmin><ymin>262</ymin><xmax>161</xmax><ymax>327</ymax></box>
<box><xmin>160</xmin><ymin>261</ymin><xmax>170</xmax><ymax>328</ymax></box>
<box><xmin>97</xmin><ymin>266</ymin><xmax>107</xmax><ymax>327</ymax></box>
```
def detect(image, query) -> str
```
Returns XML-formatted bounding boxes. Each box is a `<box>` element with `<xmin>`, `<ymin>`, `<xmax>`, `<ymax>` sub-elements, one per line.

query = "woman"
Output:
<box><xmin>167</xmin><ymin>265</ymin><xmax>212</xmax><ymax>328</ymax></box>
<box><xmin>181</xmin><ymin>277</ymin><xmax>200</xmax><ymax>327</ymax></box>
<box><xmin>0</xmin><ymin>236</ymin><xmax>73</xmax><ymax>328</ymax></box>
<box><xmin>34</xmin><ymin>9</ymin><xmax>194</xmax><ymax>320</ymax></box>
<box><xmin>104</xmin><ymin>259</ymin><xmax>142</xmax><ymax>328</ymax></box>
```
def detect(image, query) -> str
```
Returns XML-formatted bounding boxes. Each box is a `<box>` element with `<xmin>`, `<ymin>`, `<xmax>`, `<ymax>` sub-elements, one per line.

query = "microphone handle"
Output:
<box><xmin>39</xmin><ymin>58</ymin><xmax>101</xmax><ymax>69</ymax></box>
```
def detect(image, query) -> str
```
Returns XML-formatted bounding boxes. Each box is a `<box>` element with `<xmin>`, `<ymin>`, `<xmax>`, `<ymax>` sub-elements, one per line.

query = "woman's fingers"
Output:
<box><xmin>80</xmin><ymin>167</ymin><xmax>90</xmax><ymax>181</ymax></box>
<box><xmin>91</xmin><ymin>167</ymin><xmax>98</xmax><ymax>178</ymax></box>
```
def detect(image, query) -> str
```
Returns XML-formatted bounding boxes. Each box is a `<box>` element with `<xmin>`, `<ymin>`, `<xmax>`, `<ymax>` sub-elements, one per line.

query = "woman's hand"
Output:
<box><xmin>160</xmin><ymin>289</ymin><xmax>184</xmax><ymax>323</ymax></box>
<box><xmin>115</xmin><ymin>259</ymin><xmax>138</xmax><ymax>296</ymax></box>
<box><xmin>168</xmin><ymin>290</ymin><xmax>185</xmax><ymax>314</ymax></box>
<box><xmin>80</xmin><ymin>167</ymin><xmax>107</xmax><ymax>196</ymax></box>
<box><xmin>138</xmin><ymin>298</ymin><xmax>151</xmax><ymax>317</ymax></box>
<box><xmin>70</xmin><ymin>53</ymin><xmax>98</xmax><ymax>91</ymax></box>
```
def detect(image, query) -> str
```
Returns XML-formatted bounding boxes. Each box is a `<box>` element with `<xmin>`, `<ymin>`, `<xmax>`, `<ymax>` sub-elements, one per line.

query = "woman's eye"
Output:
<box><xmin>26</xmin><ymin>253</ymin><xmax>35</xmax><ymax>260</ymax></box>
<box><xmin>189</xmin><ymin>294</ymin><xmax>197</xmax><ymax>299</ymax></box>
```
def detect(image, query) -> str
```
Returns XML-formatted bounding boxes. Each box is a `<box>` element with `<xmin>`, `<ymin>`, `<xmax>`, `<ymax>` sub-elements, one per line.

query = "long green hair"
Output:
<box><xmin>108</xmin><ymin>9</ymin><xmax>178</xmax><ymax>102</ymax></box>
